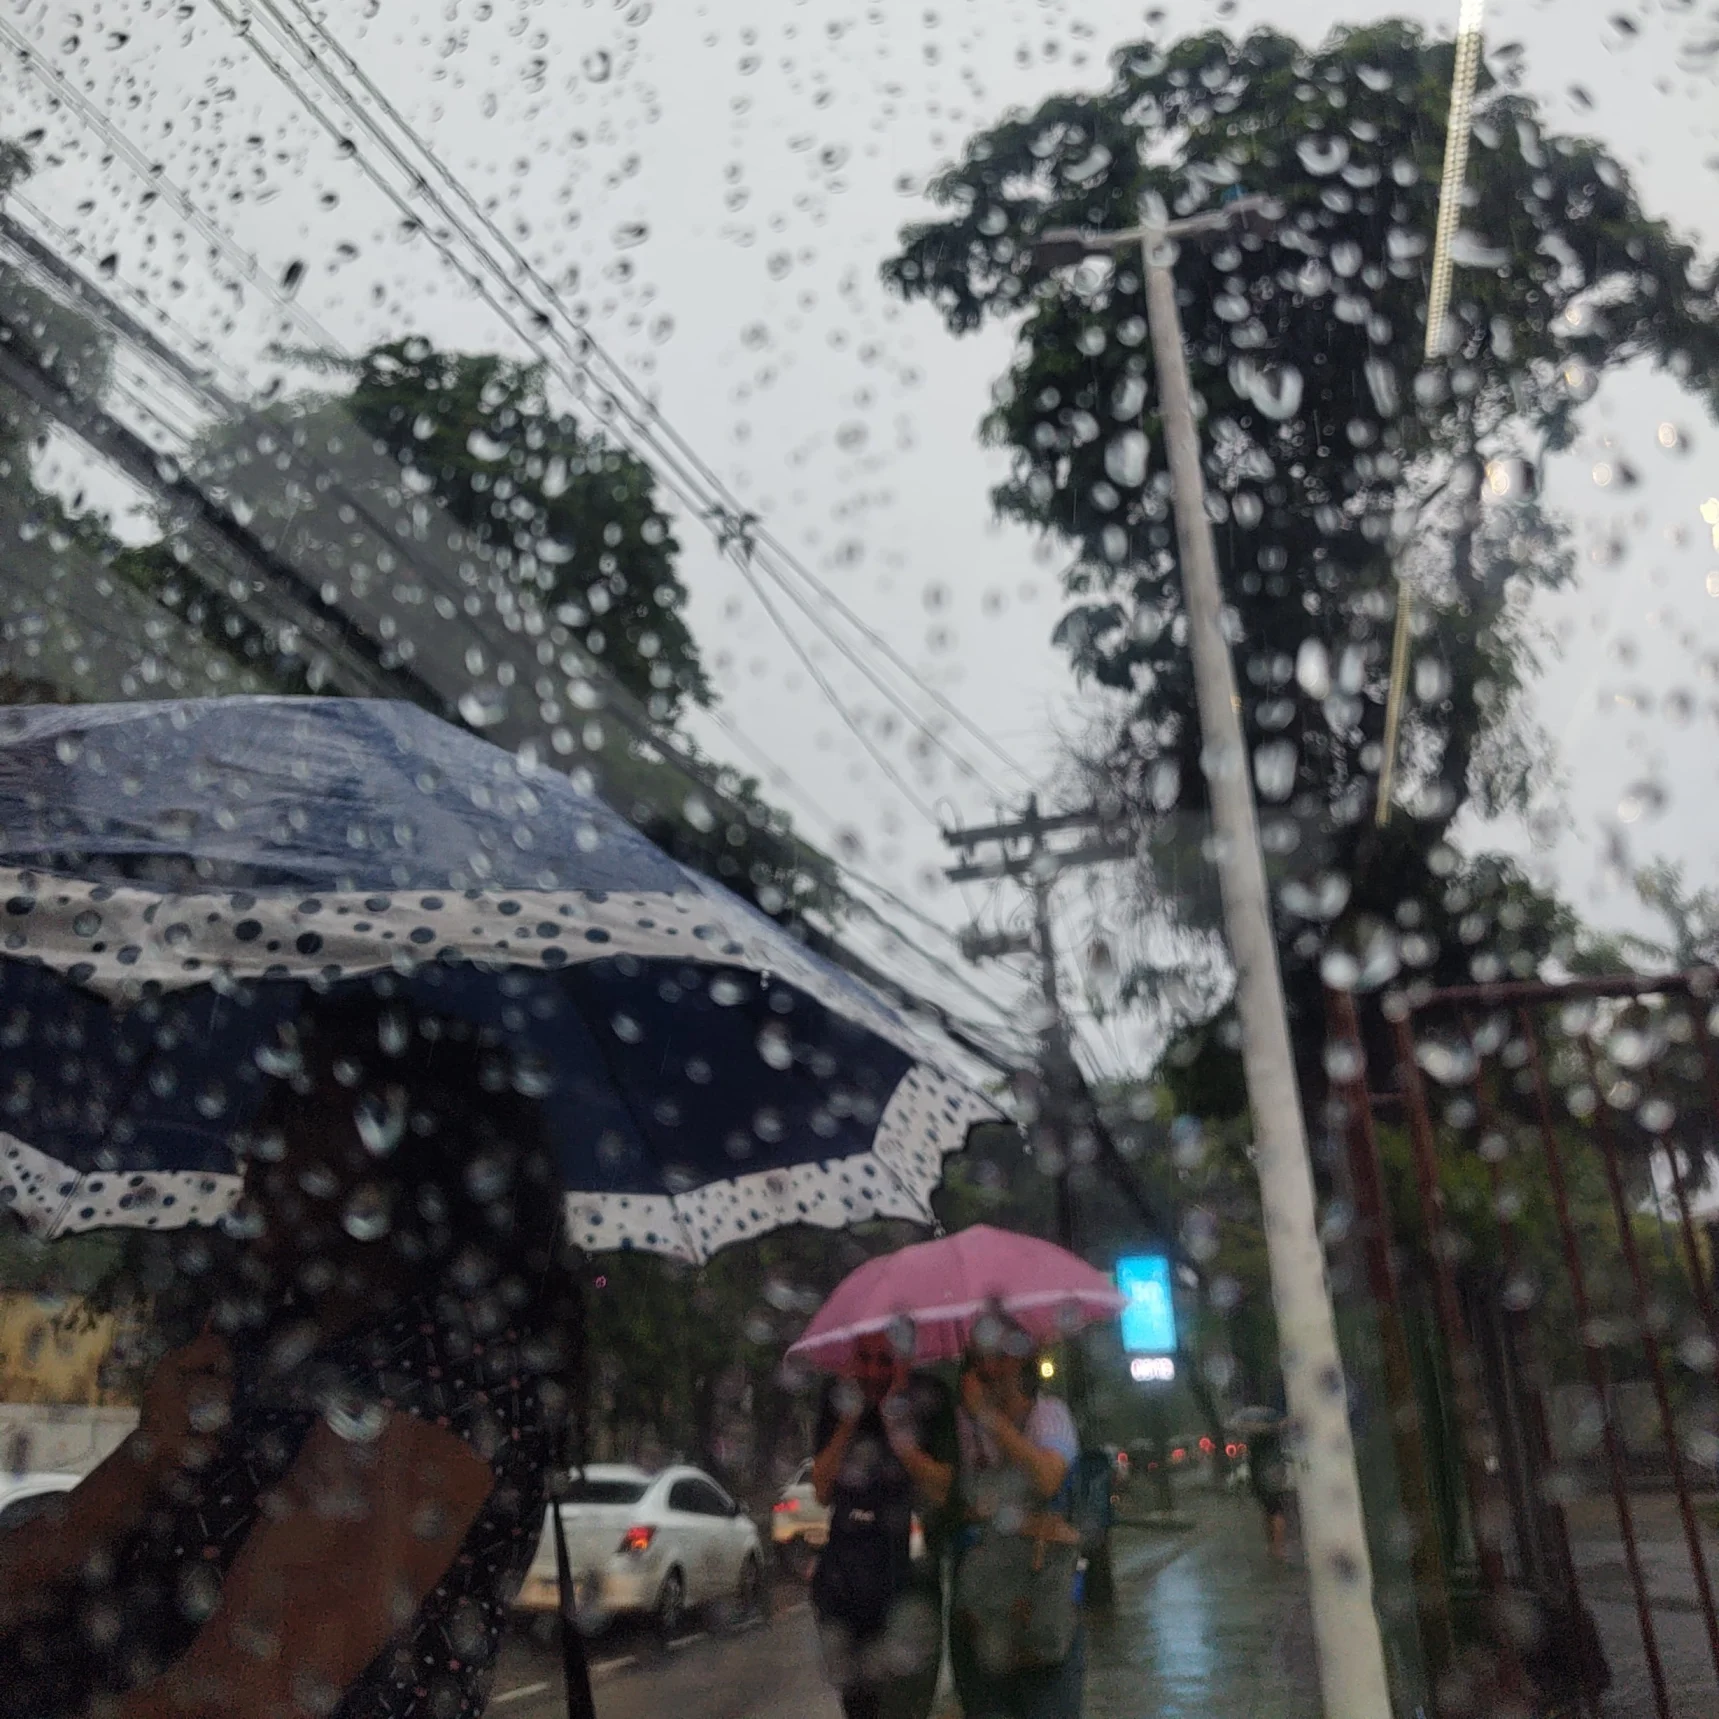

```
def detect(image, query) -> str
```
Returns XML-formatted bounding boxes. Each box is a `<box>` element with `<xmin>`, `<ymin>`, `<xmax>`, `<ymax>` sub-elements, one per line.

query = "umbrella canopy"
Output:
<box><xmin>785</xmin><ymin>1223</ymin><xmax>1125</xmax><ymax>1369</ymax></box>
<box><xmin>0</xmin><ymin>698</ymin><xmax>997</xmax><ymax>1262</ymax></box>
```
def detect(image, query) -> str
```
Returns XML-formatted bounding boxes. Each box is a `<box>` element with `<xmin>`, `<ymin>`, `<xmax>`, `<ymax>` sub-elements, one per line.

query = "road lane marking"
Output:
<box><xmin>493</xmin><ymin>1682</ymin><xmax>549</xmax><ymax>1705</ymax></box>
<box><xmin>666</xmin><ymin>1630</ymin><xmax>709</xmax><ymax>1651</ymax></box>
<box><xmin>592</xmin><ymin>1654</ymin><xmax>636</xmax><ymax>1677</ymax></box>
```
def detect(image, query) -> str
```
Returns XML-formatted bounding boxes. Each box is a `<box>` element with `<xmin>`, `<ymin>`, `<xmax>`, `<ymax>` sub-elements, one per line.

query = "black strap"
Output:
<box><xmin>551</xmin><ymin>1488</ymin><xmax>597</xmax><ymax>1719</ymax></box>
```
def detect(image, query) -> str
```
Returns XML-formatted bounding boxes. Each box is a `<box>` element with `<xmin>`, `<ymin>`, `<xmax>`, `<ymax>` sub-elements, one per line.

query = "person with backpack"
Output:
<box><xmin>811</xmin><ymin>1328</ymin><xmax>957</xmax><ymax>1719</ymax></box>
<box><xmin>949</xmin><ymin>1317</ymin><xmax>1086</xmax><ymax>1719</ymax></box>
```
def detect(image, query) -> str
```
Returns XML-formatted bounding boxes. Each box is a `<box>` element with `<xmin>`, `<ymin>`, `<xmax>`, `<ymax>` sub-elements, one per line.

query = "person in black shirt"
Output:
<box><xmin>0</xmin><ymin>994</ymin><xmax>575</xmax><ymax>1719</ymax></box>
<box><xmin>810</xmin><ymin>1328</ymin><xmax>957</xmax><ymax>1719</ymax></box>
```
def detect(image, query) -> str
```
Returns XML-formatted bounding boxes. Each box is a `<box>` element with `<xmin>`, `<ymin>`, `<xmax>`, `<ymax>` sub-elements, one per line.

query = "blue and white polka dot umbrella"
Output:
<box><xmin>0</xmin><ymin>699</ymin><xmax>997</xmax><ymax>1262</ymax></box>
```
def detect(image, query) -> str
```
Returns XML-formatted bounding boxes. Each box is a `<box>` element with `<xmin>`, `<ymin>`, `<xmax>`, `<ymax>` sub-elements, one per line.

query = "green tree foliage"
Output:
<box><xmin>884</xmin><ymin>20</ymin><xmax>1718</xmax><ymax>1054</ymax></box>
<box><xmin>251</xmin><ymin>338</ymin><xmax>708</xmax><ymax>721</ymax></box>
<box><xmin>1628</xmin><ymin>859</ymin><xmax>1719</xmax><ymax>970</ymax></box>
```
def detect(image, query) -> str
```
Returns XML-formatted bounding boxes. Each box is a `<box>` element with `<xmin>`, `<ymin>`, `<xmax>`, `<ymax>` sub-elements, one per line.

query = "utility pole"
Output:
<box><xmin>1031</xmin><ymin>195</ymin><xmax>1395</xmax><ymax>1719</ymax></box>
<box><xmin>943</xmin><ymin>798</ymin><xmax>1132</xmax><ymax>1231</ymax></box>
<box><xmin>943</xmin><ymin>800</ymin><xmax>1132</xmax><ymax>1388</ymax></box>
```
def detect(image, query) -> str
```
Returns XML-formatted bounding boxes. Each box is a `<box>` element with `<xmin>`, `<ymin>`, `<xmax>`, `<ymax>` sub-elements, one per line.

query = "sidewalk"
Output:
<box><xmin>1084</xmin><ymin>1491</ymin><xmax>1322</xmax><ymax>1719</ymax></box>
<box><xmin>931</xmin><ymin>1489</ymin><xmax>1323</xmax><ymax>1719</ymax></box>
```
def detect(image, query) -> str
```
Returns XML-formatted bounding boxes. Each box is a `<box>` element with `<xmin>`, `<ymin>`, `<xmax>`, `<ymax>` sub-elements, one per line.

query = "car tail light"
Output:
<box><xmin>772</xmin><ymin>1499</ymin><xmax>800</xmax><ymax>1513</ymax></box>
<box><xmin>617</xmin><ymin>1525</ymin><xmax>656</xmax><ymax>1554</ymax></box>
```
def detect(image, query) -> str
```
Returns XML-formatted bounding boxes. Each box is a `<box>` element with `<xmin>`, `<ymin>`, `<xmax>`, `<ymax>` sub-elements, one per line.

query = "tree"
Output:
<box><xmin>1628</xmin><ymin>860</ymin><xmax>1719</xmax><ymax>970</ymax></box>
<box><xmin>885</xmin><ymin>20</ymin><xmax>1719</xmax><ymax>1063</ymax></box>
<box><xmin>201</xmin><ymin>338</ymin><xmax>709</xmax><ymax>721</ymax></box>
<box><xmin>3</xmin><ymin>141</ymin><xmax>272</xmax><ymax>705</ymax></box>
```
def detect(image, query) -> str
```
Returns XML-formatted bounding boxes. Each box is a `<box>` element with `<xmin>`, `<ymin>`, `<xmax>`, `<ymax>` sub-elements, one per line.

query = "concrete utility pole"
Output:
<box><xmin>1031</xmin><ymin>196</ymin><xmax>1395</xmax><ymax>1719</ymax></box>
<box><xmin>943</xmin><ymin>799</ymin><xmax>1133</xmax><ymax>1272</ymax></box>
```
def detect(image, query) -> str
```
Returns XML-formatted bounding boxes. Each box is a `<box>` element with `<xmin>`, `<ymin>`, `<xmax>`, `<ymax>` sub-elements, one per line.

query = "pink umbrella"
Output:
<box><xmin>786</xmin><ymin>1224</ymin><xmax>1126</xmax><ymax>1370</ymax></box>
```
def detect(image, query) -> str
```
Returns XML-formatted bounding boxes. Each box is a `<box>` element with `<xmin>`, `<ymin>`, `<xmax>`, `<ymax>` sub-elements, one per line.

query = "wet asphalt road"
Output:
<box><xmin>489</xmin><ymin>1587</ymin><xmax>840</xmax><ymax>1719</ymax></box>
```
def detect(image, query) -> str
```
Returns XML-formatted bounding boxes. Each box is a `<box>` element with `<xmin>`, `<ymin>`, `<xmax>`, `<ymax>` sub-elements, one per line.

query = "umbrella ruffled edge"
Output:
<box><xmin>2</xmin><ymin>1061</ymin><xmax>1000</xmax><ymax>1265</ymax></box>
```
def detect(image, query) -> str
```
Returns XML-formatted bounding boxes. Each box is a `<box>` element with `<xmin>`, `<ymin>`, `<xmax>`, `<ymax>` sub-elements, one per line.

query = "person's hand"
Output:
<box><xmin>960</xmin><ymin>1368</ymin><xmax>990</xmax><ymax>1422</ymax></box>
<box><xmin>880</xmin><ymin>1375</ymin><xmax>918</xmax><ymax>1453</ymax></box>
<box><xmin>136</xmin><ymin>1331</ymin><xmax>233</xmax><ymax>1471</ymax></box>
<box><xmin>831</xmin><ymin>1377</ymin><xmax>866</xmax><ymax>1425</ymax></box>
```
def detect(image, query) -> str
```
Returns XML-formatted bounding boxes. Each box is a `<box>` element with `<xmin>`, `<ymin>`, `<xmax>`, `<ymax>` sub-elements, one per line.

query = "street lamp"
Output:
<box><xmin>1032</xmin><ymin>196</ymin><xmax>1395</xmax><ymax>1719</ymax></box>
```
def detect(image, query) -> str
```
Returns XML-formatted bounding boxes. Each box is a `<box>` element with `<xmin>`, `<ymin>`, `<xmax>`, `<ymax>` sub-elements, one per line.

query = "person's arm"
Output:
<box><xmin>881</xmin><ymin>1389</ymin><xmax>952</xmax><ymax>1510</ymax></box>
<box><xmin>811</xmin><ymin>1398</ymin><xmax>862</xmax><ymax>1507</ymax></box>
<box><xmin>960</xmin><ymin>1375</ymin><xmax>1068</xmax><ymax>1501</ymax></box>
<box><xmin>111</xmin><ymin>1411</ymin><xmax>494</xmax><ymax>1719</ymax></box>
<box><xmin>0</xmin><ymin>1332</ymin><xmax>232</xmax><ymax>1633</ymax></box>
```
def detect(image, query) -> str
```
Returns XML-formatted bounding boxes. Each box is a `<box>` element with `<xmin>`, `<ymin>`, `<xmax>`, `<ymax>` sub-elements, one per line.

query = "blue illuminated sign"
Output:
<box><xmin>1116</xmin><ymin>1254</ymin><xmax>1177</xmax><ymax>1356</ymax></box>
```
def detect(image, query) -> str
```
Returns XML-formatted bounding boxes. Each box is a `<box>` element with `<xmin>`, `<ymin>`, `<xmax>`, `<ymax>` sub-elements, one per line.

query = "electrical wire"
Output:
<box><xmin>7</xmin><ymin>7</ymin><xmax>1028</xmax><ymax>824</ymax></box>
<box><xmin>0</xmin><ymin>13</ymin><xmax>345</xmax><ymax>360</ymax></box>
<box><xmin>267</xmin><ymin>0</ymin><xmax>1032</xmax><ymax>793</ymax></box>
<box><xmin>222</xmin><ymin>0</ymin><xmax>1028</xmax><ymax>803</ymax></box>
<box><xmin>0</xmin><ymin>14</ymin><xmax>1049</xmax><ymax>1057</ymax></box>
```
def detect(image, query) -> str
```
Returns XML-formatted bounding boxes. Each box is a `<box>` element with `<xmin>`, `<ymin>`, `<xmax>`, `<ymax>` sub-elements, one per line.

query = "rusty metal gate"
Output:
<box><xmin>1326</xmin><ymin>971</ymin><xmax>1719</xmax><ymax>1719</ymax></box>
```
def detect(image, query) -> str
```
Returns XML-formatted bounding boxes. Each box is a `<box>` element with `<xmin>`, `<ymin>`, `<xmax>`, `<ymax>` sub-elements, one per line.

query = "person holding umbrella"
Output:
<box><xmin>809</xmin><ymin>1324</ymin><xmax>956</xmax><ymax>1719</ymax></box>
<box><xmin>948</xmin><ymin>1312</ymin><xmax>1086</xmax><ymax>1719</ymax></box>
<box><xmin>788</xmin><ymin>1230</ymin><xmax>1121</xmax><ymax>1719</ymax></box>
<box><xmin>0</xmin><ymin>698</ymin><xmax>999</xmax><ymax>1719</ymax></box>
<box><xmin>0</xmin><ymin>992</ymin><xmax>577</xmax><ymax>1719</ymax></box>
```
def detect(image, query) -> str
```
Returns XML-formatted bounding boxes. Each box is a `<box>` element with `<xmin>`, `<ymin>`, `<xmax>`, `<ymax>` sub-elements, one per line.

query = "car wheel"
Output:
<box><xmin>735</xmin><ymin>1553</ymin><xmax>762</xmax><ymax>1621</ymax></box>
<box><xmin>655</xmin><ymin>1568</ymin><xmax>686</xmax><ymax>1639</ymax></box>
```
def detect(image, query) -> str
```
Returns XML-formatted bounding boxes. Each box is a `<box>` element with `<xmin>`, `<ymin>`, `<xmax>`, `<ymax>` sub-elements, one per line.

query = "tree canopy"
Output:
<box><xmin>884</xmin><ymin>20</ymin><xmax>1719</xmax><ymax>1040</ymax></box>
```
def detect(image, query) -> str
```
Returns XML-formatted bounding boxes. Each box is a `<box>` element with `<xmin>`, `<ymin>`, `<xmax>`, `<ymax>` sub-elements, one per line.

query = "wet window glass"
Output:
<box><xmin>1</xmin><ymin>4</ymin><xmax>1716</xmax><ymax>1719</ymax></box>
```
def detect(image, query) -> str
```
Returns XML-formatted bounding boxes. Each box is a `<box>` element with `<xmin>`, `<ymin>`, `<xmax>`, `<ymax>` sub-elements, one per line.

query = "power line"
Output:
<box><xmin>0</xmin><ymin>23</ymin><xmax>1040</xmax><ymax>1043</ymax></box>
<box><xmin>222</xmin><ymin>0</ymin><xmax>1030</xmax><ymax>802</ymax></box>
<box><xmin>0</xmin><ymin>13</ymin><xmax>345</xmax><ymax>360</ymax></box>
<box><xmin>3</xmin><ymin>197</ymin><xmax>1023</xmax><ymax>1048</ymax></box>
<box><xmin>7</xmin><ymin>8</ymin><xmax>1027</xmax><ymax>818</ymax></box>
<box><xmin>268</xmin><ymin>0</ymin><xmax>1032</xmax><ymax>793</ymax></box>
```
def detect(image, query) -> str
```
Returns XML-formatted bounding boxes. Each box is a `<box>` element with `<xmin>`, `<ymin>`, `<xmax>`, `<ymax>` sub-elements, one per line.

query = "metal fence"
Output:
<box><xmin>1327</xmin><ymin>972</ymin><xmax>1719</xmax><ymax>1719</ymax></box>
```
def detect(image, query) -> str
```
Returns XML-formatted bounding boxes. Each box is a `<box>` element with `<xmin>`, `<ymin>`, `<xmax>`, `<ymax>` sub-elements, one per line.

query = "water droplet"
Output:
<box><xmin>1295</xmin><ymin>135</ymin><xmax>1351</xmax><ymax>177</ymax></box>
<box><xmin>1229</xmin><ymin>356</ymin><xmax>1303</xmax><ymax>421</ymax></box>
<box><xmin>342</xmin><ymin>1184</ymin><xmax>392</xmax><ymax>1241</ymax></box>
<box><xmin>1253</xmin><ymin>740</ymin><xmax>1297</xmax><ymax>802</ymax></box>
<box><xmin>1103</xmin><ymin>430</ymin><xmax>1148</xmax><ymax>488</ymax></box>
<box><xmin>1295</xmin><ymin>639</ymin><xmax>1331</xmax><ymax>699</ymax></box>
<box><xmin>756</xmin><ymin>1024</ymin><xmax>794</xmax><ymax>1071</ymax></box>
<box><xmin>354</xmin><ymin>1088</ymin><xmax>406</xmax><ymax>1157</ymax></box>
<box><xmin>458</xmin><ymin>688</ymin><xmax>507</xmax><ymax>729</ymax></box>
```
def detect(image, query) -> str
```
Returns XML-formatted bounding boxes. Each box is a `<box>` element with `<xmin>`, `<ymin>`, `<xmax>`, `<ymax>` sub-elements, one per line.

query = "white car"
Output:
<box><xmin>770</xmin><ymin>1459</ymin><xmax>830</xmax><ymax>1577</ymax></box>
<box><xmin>515</xmin><ymin>1463</ymin><xmax>763</xmax><ymax>1635</ymax></box>
<box><xmin>770</xmin><ymin>1460</ymin><xmax>830</xmax><ymax>1548</ymax></box>
<box><xmin>0</xmin><ymin>1471</ymin><xmax>81</xmax><ymax>1532</ymax></box>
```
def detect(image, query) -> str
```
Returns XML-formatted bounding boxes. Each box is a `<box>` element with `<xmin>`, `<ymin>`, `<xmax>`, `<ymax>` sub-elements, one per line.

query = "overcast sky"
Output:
<box><xmin>5</xmin><ymin>0</ymin><xmax>1716</xmax><ymax>1076</ymax></box>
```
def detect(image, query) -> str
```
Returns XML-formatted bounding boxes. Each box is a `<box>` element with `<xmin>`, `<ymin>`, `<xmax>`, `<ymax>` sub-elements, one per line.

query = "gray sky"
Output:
<box><xmin>5</xmin><ymin>0</ymin><xmax>1717</xmax><ymax>1075</ymax></box>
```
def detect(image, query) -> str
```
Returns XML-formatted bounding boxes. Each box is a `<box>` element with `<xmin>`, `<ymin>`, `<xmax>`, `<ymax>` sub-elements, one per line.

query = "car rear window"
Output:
<box><xmin>563</xmin><ymin>1478</ymin><xmax>647</xmax><ymax>1504</ymax></box>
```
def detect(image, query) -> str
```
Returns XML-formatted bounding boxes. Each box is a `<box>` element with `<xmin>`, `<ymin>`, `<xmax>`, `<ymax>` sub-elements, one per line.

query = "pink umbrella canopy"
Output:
<box><xmin>786</xmin><ymin>1224</ymin><xmax>1127</xmax><ymax>1370</ymax></box>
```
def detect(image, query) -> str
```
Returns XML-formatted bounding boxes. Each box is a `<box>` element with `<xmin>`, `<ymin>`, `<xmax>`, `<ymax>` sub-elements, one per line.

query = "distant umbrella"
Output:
<box><xmin>787</xmin><ymin>1224</ymin><xmax>1124</xmax><ymax>1369</ymax></box>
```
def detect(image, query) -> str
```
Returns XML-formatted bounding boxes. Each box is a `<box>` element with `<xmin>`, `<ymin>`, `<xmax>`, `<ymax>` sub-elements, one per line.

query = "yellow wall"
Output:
<box><xmin>0</xmin><ymin>1292</ymin><xmax>139</xmax><ymax>1406</ymax></box>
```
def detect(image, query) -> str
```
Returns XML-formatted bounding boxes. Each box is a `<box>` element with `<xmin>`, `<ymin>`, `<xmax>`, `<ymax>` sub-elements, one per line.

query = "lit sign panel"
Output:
<box><xmin>1130</xmin><ymin>1356</ymin><xmax>1176</xmax><ymax>1383</ymax></box>
<box><xmin>1116</xmin><ymin>1253</ymin><xmax>1177</xmax><ymax>1356</ymax></box>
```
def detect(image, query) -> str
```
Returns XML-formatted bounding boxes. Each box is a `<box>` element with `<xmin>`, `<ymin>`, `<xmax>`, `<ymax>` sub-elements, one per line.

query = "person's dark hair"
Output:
<box><xmin>243</xmin><ymin>988</ymin><xmax>575</xmax><ymax>1347</ymax></box>
<box><xmin>961</xmin><ymin>1306</ymin><xmax>1043</xmax><ymax>1399</ymax></box>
